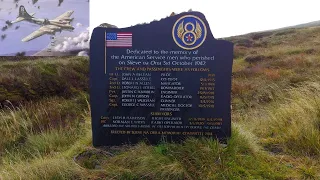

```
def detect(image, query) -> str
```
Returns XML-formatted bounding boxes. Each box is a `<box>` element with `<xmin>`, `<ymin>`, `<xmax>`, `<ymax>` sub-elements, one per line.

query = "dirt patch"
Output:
<box><xmin>74</xmin><ymin>145</ymin><xmax>132</xmax><ymax>169</ymax></box>
<box><xmin>74</xmin><ymin>148</ymin><xmax>113</xmax><ymax>169</ymax></box>
<box><xmin>244</xmin><ymin>55</ymin><xmax>272</xmax><ymax>63</ymax></box>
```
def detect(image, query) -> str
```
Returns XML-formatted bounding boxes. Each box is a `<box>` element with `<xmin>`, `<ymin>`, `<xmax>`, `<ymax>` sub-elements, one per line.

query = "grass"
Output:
<box><xmin>244</xmin><ymin>82</ymin><xmax>320</xmax><ymax>156</ymax></box>
<box><xmin>1</xmin><ymin>26</ymin><xmax>320</xmax><ymax>179</ymax></box>
<box><xmin>0</xmin><ymin>56</ymin><xmax>89</xmax><ymax>106</ymax></box>
<box><xmin>0</xmin><ymin>95</ymin><xmax>91</xmax><ymax>179</ymax></box>
<box><xmin>236</xmin><ymin>81</ymin><xmax>320</xmax><ymax>151</ymax></box>
<box><xmin>0</xmin><ymin>95</ymin><xmax>89</xmax><ymax>153</ymax></box>
<box><xmin>94</xmin><ymin>128</ymin><xmax>291</xmax><ymax>179</ymax></box>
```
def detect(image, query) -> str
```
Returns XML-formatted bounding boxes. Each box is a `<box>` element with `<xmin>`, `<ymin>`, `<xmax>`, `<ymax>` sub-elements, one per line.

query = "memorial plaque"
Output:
<box><xmin>90</xmin><ymin>11</ymin><xmax>233</xmax><ymax>146</ymax></box>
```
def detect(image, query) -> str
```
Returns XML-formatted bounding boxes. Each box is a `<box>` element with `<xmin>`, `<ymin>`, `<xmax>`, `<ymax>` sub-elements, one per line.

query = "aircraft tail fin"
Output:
<box><xmin>18</xmin><ymin>6</ymin><xmax>33</xmax><ymax>19</ymax></box>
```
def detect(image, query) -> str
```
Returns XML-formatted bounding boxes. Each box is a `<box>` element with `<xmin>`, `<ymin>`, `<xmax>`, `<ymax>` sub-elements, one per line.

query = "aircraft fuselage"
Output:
<box><xmin>23</xmin><ymin>17</ymin><xmax>74</xmax><ymax>31</ymax></box>
<box><xmin>24</xmin><ymin>17</ymin><xmax>45</xmax><ymax>25</ymax></box>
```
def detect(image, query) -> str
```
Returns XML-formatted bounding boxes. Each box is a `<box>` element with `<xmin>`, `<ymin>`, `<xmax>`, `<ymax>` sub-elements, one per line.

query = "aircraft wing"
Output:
<box><xmin>53</xmin><ymin>10</ymin><xmax>74</xmax><ymax>21</ymax></box>
<box><xmin>22</xmin><ymin>26</ymin><xmax>49</xmax><ymax>42</ymax></box>
<box><xmin>11</xmin><ymin>17</ymin><xmax>25</xmax><ymax>23</ymax></box>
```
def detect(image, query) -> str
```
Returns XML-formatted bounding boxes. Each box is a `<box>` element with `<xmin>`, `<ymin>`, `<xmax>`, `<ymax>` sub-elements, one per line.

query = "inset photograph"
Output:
<box><xmin>0</xmin><ymin>0</ymin><xmax>89</xmax><ymax>56</ymax></box>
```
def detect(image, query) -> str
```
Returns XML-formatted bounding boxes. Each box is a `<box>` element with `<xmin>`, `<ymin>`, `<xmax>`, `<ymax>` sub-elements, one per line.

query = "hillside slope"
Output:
<box><xmin>0</xmin><ymin>26</ymin><xmax>320</xmax><ymax>179</ymax></box>
<box><xmin>279</xmin><ymin>20</ymin><xmax>320</xmax><ymax>30</ymax></box>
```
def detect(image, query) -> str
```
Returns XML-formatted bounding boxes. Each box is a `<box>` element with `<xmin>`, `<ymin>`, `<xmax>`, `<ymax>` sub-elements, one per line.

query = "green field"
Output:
<box><xmin>0</xmin><ymin>26</ymin><xmax>320</xmax><ymax>179</ymax></box>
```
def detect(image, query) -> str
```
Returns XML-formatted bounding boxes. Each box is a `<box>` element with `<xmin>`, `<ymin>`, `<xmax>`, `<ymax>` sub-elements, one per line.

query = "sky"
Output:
<box><xmin>0</xmin><ymin>0</ymin><xmax>89</xmax><ymax>55</ymax></box>
<box><xmin>90</xmin><ymin>0</ymin><xmax>320</xmax><ymax>38</ymax></box>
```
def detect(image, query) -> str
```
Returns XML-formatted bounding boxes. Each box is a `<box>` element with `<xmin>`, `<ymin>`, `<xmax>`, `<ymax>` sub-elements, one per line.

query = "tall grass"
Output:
<box><xmin>0</xmin><ymin>95</ymin><xmax>88</xmax><ymax>147</ymax></box>
<box><xmin>0</xmin><ymin>95</ymin><xmax>91</xmax><ymax>179</ymax></box>
<box><xmin>239</xmin><ymin>81</ymin><xmax>320</xmax><ymax>157</ymax></box>
<box><xmin>0</xmin><ymin>95</ymin><xmax>90</xmax><ymax>163</ymax></box>
<box><xmin>1</xmin><ymin>157</ymin><xmax>85</xmax><ymax>180</ymax></box>
<box><xmin>91</xmin><ymin>126</ymin><xmax>291</xmax><ymax>179</ymax></box>
<box><xmin>0</xmin><ymin>56</ymin><xmax>89</xmax><ymax>106</ymax></box>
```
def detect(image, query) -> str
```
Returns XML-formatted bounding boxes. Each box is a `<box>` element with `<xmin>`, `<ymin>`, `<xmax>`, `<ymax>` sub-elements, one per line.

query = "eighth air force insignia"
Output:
<box><xmin>172</xmin><ymin>15</ymin><xmax>207</xmax><ymax>50</ymax></box>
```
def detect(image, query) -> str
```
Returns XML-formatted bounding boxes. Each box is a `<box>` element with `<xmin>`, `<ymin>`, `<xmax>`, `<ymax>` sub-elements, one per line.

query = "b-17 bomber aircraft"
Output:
<box><xmin>11</xmin><ymin>5</ymin><xmax>75</xmax><ymax>42</ymax></box>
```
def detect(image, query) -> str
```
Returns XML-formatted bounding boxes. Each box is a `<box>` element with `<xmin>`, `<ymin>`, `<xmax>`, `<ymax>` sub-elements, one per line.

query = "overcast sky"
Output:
<box><xmin>90</xmin><ymin>0</ymin><xmax>320</xmax><ymax>38</ymax></box>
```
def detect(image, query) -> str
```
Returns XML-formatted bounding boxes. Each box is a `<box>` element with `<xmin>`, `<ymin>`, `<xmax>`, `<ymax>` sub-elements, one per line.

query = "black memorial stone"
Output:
<box><xmin>90</xmin><ymin>11</ymin><xmax>233</xmax><ymax>146</ymax></box>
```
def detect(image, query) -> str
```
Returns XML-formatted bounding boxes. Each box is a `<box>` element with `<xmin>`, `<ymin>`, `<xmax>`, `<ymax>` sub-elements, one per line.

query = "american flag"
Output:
<box><xmin>106</xmin><ymin>32</ymin><xmax>132</xmax><ymax>47</ymax></box>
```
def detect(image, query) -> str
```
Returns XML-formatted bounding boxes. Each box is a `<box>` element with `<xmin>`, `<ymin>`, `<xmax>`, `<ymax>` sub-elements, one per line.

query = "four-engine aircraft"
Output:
<box><xmin>11</xmin><ymin>5</ymin><xmax>75</xmax><ymax>42</ymax></box>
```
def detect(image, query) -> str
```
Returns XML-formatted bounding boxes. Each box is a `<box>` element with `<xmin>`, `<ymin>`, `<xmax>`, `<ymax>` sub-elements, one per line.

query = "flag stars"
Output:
<box><xmin>107</xmin><ymin>33</ymin><xmax>117</xmax><ymax>40</ymax></box>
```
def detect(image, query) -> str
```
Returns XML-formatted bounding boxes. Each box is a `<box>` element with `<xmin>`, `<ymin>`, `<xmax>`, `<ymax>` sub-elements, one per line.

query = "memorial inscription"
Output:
<box><xmin>90</xmin><ymin>11</ymin><xmax>233</xmax><ymax>146</ymax></box>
